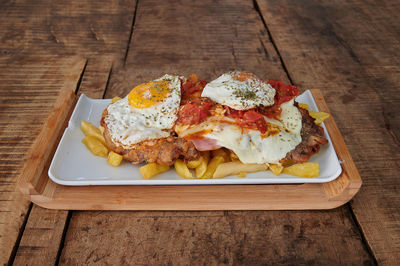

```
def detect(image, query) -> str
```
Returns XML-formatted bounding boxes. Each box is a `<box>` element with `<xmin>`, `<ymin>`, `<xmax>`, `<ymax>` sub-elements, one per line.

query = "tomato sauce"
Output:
<box><xmin>177</xmin><ymin>75</ymin><xmax>299</xmax><ymax>134</ymax></box>
<box><xmin>178</xmin><ymin>75</ymin><xmax>214</xmax><ymax>125</ymax></box>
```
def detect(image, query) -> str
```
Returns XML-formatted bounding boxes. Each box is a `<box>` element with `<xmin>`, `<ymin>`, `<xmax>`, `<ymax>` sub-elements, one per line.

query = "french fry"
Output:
<box><xmin>187</xmin><ymin>157</ymin><xmax>202</xmax><ymax>169</ymax></box>
<box><xmin>308</xmin><ymin>111</ymin><xmax>330</xmax><ymax>125</ymax></box>
<box><xmin>200</xmin><ymin>156</ymin><xmax>225</xmax><ymax>179</ymax></box>
<box><xmin>213</xmin><ymin>161</ymin><xmax>268</xmax><ymax>179</ymax></box>
<box><xmin>81</xmin><ymin>120</ymin><xmax>106</xmax><ymax>145</ymax></box>
<box><xmin>112</xmin><ymin>96</ymin><xmax>122</xmax><ymax>103</ymax></box>
<box><xmin>107</xmin><ymin>151</ymin><xmax>123</xmax><ymax>166</ymax></box>
<box><xmin>282</xmin><ymin>162</ymin><xmax>319</xmax><ymax>178</ymax></box>
<box><xmin>195</xmin><ymin>152</ymin><xmax>210</xmax><ymax>178</ymax></box>
<box><xmin>174</xmin><ymin>159</ymin><xmax>194</xmax><ymax>179</ymax></box>
<box><xmin>98</xmin><ymin>125</ymin><xmax>105</xmax><ymax>135</ymax></box>
<box><xmin>237</xmin><ymin>172</ymin><xmax>247</xmax><ymax>178</ymax></box>
<box><xmin>269</xmin><ymin>164</ymin><xmax>283</xmax><ymax>176</ymax></box>
<box><xmin>139</xmin><ymin>163</ymin><xmax>170</xmax><ymax>180</ymax></box>
<box><xmin>211</xmin><ymin>149</ymin><xmax>230</xmax><ymax>162</ymax></box>
<box><xmin>298</xmin><ymin>103</ymin><xmax>309</xmax><ymax>110</ymax></box>
<box><xmin>82</xmin><ymin>136</ymin><xmax>108</xmax><ymax>157</ymax></box>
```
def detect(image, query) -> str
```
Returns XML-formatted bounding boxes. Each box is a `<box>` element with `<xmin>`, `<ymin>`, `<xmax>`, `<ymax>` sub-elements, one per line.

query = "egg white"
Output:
<box><xmin>177</xmin><ymin>100</ymin><xmax>302</xmax><ymax>164</ymax></box>
<box><xmin>104</xmin><ymin>74</ymin><xmax>181</xmax><ymax>149</ymax></box>
<box><xmin>201</xmin><ymin>72</ymin><xmax>276</xmax><ymax>110</ymax></box>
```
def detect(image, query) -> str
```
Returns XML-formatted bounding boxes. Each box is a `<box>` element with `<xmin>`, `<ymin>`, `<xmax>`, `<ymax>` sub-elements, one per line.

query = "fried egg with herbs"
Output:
<box><xmin>201</xmin><ymin>71</ymin><xmax>276</xmax><ymax>110</ymax></box>
<box><xmin>104</xmin><ymin>74</ymin><xmax>181</xmax><ymax>149</ymax></box>
<box><xmin>177</xmin><ymin>72</ymin><xmax>302</xmax><ymax>164</ymax></box>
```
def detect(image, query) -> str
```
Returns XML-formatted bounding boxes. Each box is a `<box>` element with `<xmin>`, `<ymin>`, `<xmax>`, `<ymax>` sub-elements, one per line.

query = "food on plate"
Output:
<box><xmin>194</xmin><ymin>151</ymin><xmax>210</xmax><ymax>177</ymax></box>
<box><xmin>308</xmin><ymin>111</ymin><xmax>330</xmax><ymax>125</ymax></box>
<box><xmin>269</xmin><ymin>164</ymin><xmax>284</xmax><ymax>176</ymax></box>
<box><xmin>82</xmin><ymin>136</ymin><xmax>108</xmax><ymax>157</ymax></box>
<box><xmin>175</xmin><ymin>71</ymin><xmax>328</xmax><ymax>166</ymax></box>
<box><xmin>111</xmin><ymin>96</ymin><xmax>122</xmax><ymax>103</ymax></box>
<box><xmin>200</xmin><ymin>155</ymin><xmax>225</xmax><ymax>179</ymax></box>
<box><xmin>282</xmin><ymin>162</ymin><xmax>319</xmax><ymax>178</ymax></box>
<box><xmin>174</xmin><ymin>159</ymin><xmax>194</xmax><ymax>179</ymax></box>
<box><xmin>100</xmin><ymin>74</ymin><xmax>200</xmax><ymax>165</ymax></box>
<box><xmin>139</xmin><ymin>163</ymin><xmax>170</xmax><ymax>180</ymax></box>
<box><xmin>81</xmin><ymin>71</ymin><xmax>331</xmax><ymax>180</ymax></box>
<box><xmin>107</xmin><ymin>151</ymin><xmax>123</xmax><ymax>166</ymax></box>
<box><xmin>81</xmin><ymin>120</ymin><xmax>106</xmax><ymax>145</ymax></box>
<box><xmin>213</xmin><ymin>161</ymin><xmax>268</xmax><ymax>179</ymax></box>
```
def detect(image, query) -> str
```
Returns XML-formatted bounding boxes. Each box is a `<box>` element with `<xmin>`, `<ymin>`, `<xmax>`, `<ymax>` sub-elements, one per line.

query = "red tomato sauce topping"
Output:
<box><xmin>178</xmin><ymin>74</ymin><xmax>214</xmax><ymax>125</ymax></box>
<box><xmin>177</xmin><ymin>75</ymin><xmax>299</xmax><ymax>134</ymax></box>
<box><xmin>224</xmin><ymin>80</ymin><xmax>299</xmax><ymax>132</ymax></box>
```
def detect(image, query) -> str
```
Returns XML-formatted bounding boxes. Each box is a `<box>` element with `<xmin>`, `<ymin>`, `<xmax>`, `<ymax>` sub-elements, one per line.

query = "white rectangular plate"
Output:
<box><xmin>48</xmin><ymin>90</ymin><xmax>342</xmax><ymax>185</ymax></box>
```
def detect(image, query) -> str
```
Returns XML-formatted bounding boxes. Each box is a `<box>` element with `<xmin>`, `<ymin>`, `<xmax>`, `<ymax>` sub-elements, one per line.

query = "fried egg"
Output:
<box><xmin>179</xmin><ymin>72</ymin><xmax>302</xmax><ymax>164</ymax></box>
<box><xmin>104</xmin><ymin>74</ymin><xmax>181</xmax><ymax>149</ymax></box>
<box><xmin>201</xmin><ymin>71</ymin><xmax>275</xmax><ymax>110</ymax></box>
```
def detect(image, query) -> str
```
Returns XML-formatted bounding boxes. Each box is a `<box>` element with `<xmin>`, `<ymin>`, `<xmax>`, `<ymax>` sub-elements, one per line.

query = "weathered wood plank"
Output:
<box><xmin>255</xmin><ymin>0</ymin><xmax>400</xmax><ymax>264</ymax></box>
<box><xmin>13</xmin><ymin>205</ymin><xmax>69</xmax><ymax>266</ymax></box>
<box><xmin>59</xmin><ymin>209</ymin><xmax>373</xmax><ymax>265</ymax></box>
<box><xmin>106</xmin><ymin>0</ymin><xmax>287</xmax><ymax>98</ymax></box>
<box><xmin>60</xmin><ymin>0</ymin><xmax>373</xmax><ymax>264</ymax></box>
<box><xmin>0</xmin><ymin>0</ymin><xmax>137</xmax><ymax>263</ymax></box>
<box><xmin>12</xmin><ymin>58</ymin><xmax>113</xmax><ymax>265</ymax></box>
<box><xmin>0</xmin><ymin>0</ymin><xmax>136</xmax><ymax>62</ymax></box>
<box><xmin>0</xmin><ymin>56</ymin><xmax>85</xmax><ymax>264</ymax></box>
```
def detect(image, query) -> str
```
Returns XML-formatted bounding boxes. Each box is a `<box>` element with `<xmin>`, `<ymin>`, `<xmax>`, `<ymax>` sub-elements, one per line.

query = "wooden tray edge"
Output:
<box><xmin>18</xmin><ymin>89</ymin><xmax>362</xmax><ymax>210</ymax></box>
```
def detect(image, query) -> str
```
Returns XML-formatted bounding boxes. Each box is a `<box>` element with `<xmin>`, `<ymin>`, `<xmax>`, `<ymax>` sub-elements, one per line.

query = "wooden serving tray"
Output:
<box><xmin>17</xmin><ymin>88</ymin><xmax>362</xmax><ymax>210</ymax></box>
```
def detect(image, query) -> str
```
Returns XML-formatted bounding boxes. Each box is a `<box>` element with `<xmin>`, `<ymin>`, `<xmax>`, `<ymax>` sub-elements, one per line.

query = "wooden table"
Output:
<box><xmin>1</xmin><ymin>0</ymin><xmax>399</xmax><ymax>264</ymax></box>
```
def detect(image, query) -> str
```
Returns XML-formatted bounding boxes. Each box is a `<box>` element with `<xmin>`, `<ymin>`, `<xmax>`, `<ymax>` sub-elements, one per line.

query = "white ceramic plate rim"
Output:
<box><xmin>48</xmin><ymin>90</ymin><xmax>342</xmax><ymax>186</ymax></box>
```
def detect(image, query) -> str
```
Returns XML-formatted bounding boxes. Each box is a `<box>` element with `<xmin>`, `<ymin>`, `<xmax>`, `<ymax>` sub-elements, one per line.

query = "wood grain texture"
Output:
<box><xmin>0</xmin><ymin>56</ymin><xmax>85</xmax><ymax>264</ymax></box>
<box><xmin>13</xmin><ymin>205</ymin><xmax>69</xmax><ymax>266</ymax></box>
<box><xmin>59</xmin><ymin>209</ymin><xmax>373</xmax><ymax>265</ymax></box>
<box><xmin>0</xmin><ymin>0</ymin><xmax>136</xmax><ymax>63</ymax></box>
<box><xmin>12</xmin><ymin>57</ymin><xmax>113</xmax><ymax>265</ymax></box>
<box><xmin>56</xmin><ymin>0</ymin><xmax>372</xmax><ymax>264</ymax></box>
<box><xmin>255</xmin><ymin>0</ymin><xmax>400</xmax><ymax>264</ymax></box>
<box><xmin>106</xmin><ymin>0</ymin><xmax>287</xmax><ymax>98</ymax></box>
<box><xmin>0</xmin><ymin>0</ymin><xmax>137</xmax><ymax>263</ymax></box>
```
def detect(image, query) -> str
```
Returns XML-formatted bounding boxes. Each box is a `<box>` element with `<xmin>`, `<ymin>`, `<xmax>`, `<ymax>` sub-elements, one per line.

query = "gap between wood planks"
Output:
<box><xmin>253</xmin><ymin>0</ymin><xmax>293</xmax><ymax>84</ymax></box>
<box><xmin>52</xmin><ymin>59</ymin><xmax>114</xmax><ymax>263</ymax></box>
<box><xmin>8</xmin><ymin>204</ymin><xmax>32</xmax><ymax>265</ymax></box>
<box><xmin>252</xmin><ymin>0</ymin><xmax>377</xmax><ymax>262</ymax></box>
<box><xmin>124</xmin><ymin>0</ymin><xmax>140</xmax><ymax>65</ymax></box>
<box><xmin>54</xmin><ymin>211</ymin><xmax>73</xmax><ymax>265</ymax></box>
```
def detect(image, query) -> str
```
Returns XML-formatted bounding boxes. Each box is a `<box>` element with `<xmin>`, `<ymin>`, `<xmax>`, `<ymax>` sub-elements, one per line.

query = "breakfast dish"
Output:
<box><xmin>48</xmin><ymin>72</ymin><xmax>342</xmax><ymax>185</ymax></box>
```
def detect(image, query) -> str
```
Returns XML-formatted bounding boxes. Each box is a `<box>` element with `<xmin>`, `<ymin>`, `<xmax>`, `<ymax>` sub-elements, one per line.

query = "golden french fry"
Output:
<box><xmin>187</xmin><ymin>157</ymin><xmax>202</xmax><ymax>169</ymax></box>
<box><xmin>174</xmin><ymin>159</ymin><xmax>193</xmax><ymax>179</ymax></box>
<box><xmin>200</xmin><ymin>156</ymin><xmax>225</xmax><ymax>179</ymax></box>
<box><xmin>98</xmin><ymin>125</ymin><xmax>105</xmax><ymax>135</ymax></box>
<box><xmin>308</xmin><ymin>111</ymin><xmax>330</xmax><ymax>125</ymax></box>
<box><xmin>269</xmin><ymin>164</ymin><xmax>284</xmax><ymax>176</ymax></box>
<box><xmin>298</xmin><ymin>103</ymin><xmax>309</xmax><ymax>110</ymax></box>
<box><xmin>213</xmin><ymin>161</ymin><xmax>268</xmax><ymax>179</ymax></box>
<box><xmin>107</xmin><ymin>151</ymin><xmax>123</xmax><ymax>166</ymax></box>
<box><xmin>81</xmin><ymin>120</ymin><xmax>106</xmax><ymax>145</ymax></box>
<box><xmin>82</xmin><ymin>136</ymin><xmax>108</xmax><ymax>157</ymax></box>
<box><xmin>139</xmin><ymin>163</ymin><xmax>170</xmax><ymax>180</ymax></box>
<box><xmin>282</xmin><ymin>162</ymin><xmax>319</xmax><ymax>178</ymax></box>
<box><xmin>112</xmin><ymin>96</ymin><xmax>122</xmax><ymax>103</ymax></box>
<box><xmin>237</xmin><ymin>172</ymin><xmax>247</xmax><ymax>178</ymax></box>
<box><xmin>212</xmin><ymin>149</ymin><xmax>230</xmax><ymax>162</ymax></box>
<box><xmin>195</xmin><ymin>152</ymin><xmax>210</xmax><ymax>178</ymax></box>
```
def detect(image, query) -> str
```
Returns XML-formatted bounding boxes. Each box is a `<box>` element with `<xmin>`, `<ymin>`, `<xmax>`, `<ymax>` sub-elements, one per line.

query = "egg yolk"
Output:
<box><xmin>128</xmin><ymin>80</ymin><xmax>170</xmax><ymax>108</ymax></box>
